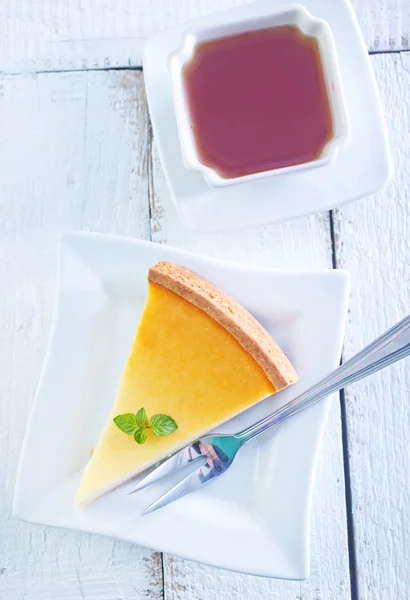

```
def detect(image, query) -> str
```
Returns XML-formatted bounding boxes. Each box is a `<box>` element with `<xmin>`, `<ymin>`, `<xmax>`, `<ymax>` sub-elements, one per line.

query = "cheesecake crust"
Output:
<box><xmin>149</xmin><ymin>261</ymin><xmax>298</xmax><ymax>391</ymax></box>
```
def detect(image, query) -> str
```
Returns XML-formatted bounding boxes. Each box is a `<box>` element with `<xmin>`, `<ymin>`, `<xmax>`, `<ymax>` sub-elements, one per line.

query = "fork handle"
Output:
<box><xmin>237</xmin><ymin>315</ymin><xmax>410</xmax><ymax>444</ymax></box>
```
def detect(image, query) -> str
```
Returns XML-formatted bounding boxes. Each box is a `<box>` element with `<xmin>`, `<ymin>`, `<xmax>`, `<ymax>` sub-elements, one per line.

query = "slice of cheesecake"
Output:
<box><xmin>75</xmin><ymin>262</ymin><xmax>298</xmax><ymax>506</ymax></box>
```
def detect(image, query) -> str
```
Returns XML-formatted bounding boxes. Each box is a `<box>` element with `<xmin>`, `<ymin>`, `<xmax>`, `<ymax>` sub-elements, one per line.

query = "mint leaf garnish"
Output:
<box><xmin>113</xmin><ymin>408</ymin><xmax>178</xmax><ymax>444</ymax></box>
<box><xmin>134</xmin><ymin>428</ymin><xmax>148</xmax><ymax>444</ymax></box>
<box><xmin>150</xmin><ymin>414</ymin><xmax>178</xmax><ymax>436</ymax></box>
<box><xmin>113</xmin><ymin>413</ymin><xmax>138</xmax><ymax>435</ymax></box>
<box><xmin>135</xmin><ymin>407</ymin><xmax>148</xmax><ymax>428</ymax></box>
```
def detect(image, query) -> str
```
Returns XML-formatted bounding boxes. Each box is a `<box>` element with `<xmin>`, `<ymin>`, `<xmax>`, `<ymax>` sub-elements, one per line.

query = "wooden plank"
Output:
<box><xmin>333</xmin><ymin>52</ymin><xmax>410</xmax><ymax>600</ymax></box>
<box><xmin>150</xmin><ymin>143</ymin><xmax>351</xmax><ymax>598</ymax></box>
<box><xmin>0</xmin><ymin>0</ymin><xmax>408</xmax><ymax>74</ymax></box>
<box><xmin>0</xmin><ymin>70</ymin><xmax>162</xmax><ymax>599</ymax></box>
<box><xmin>354</xmin><ymin>0</ymin><xmax>410</xmax><ymax>52</ymax></box>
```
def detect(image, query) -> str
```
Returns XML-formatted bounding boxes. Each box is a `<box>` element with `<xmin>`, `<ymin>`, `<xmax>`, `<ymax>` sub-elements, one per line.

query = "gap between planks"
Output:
<box><xmin>329</xmin><ymin>210</ymin><xmax>359</xmax><ymax>600</ymax></box>
<box><xmin>1</xmin><ymin>48</ymin><xmax>409</xmax><ymax>77</ymax></box>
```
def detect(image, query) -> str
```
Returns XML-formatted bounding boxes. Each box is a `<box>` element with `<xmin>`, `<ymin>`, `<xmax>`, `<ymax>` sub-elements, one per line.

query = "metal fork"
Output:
<box><xmin>128</xmin><ymin>315</ymin><xmax>410</xmax><ymax>515</ymax></box>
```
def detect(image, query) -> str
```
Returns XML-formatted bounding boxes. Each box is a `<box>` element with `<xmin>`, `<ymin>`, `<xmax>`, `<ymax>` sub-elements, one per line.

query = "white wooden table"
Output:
<box><xmin>0</xmin><ymin>1</ymin><xmax>409</xmax><ymax>598</ymax></box>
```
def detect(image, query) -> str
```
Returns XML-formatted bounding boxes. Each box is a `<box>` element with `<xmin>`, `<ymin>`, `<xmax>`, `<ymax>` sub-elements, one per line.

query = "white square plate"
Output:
<box><xmin>143</xmin><ymin>0</ymin><xmax>391</xmax><ymax>232</ymax></box>
<box><xmin>13</xmin><ymin>232</ymin><xmax>350</xmax><ymax>579</ymax></box>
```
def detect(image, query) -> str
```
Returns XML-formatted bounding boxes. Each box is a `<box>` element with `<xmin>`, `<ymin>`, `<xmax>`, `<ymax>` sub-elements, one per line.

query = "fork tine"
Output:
<box><xmin>141</xmin><ymin>462</ymin><xmax>215</xmax><ymax>515</ymax></box>
<box><xmin>127</xmin><ymin>443</ymin><xmax>204</xmax><ymax>495</ymax></box>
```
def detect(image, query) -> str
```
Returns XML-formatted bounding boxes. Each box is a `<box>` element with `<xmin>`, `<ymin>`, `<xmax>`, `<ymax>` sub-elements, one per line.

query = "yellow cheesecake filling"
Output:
<box><xmin>75</xmin><ymin>282</ymin><xmax>275</xmax><ymax>506</ymax></box>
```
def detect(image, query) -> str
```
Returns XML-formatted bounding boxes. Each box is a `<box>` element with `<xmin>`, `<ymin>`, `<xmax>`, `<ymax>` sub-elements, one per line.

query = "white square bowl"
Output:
<box><xmin>169</xmin><ymin>4</ymin><xmax>349</xmax><ymax>187</ymax></box>
<box><xmin>13</xmin><ymin>232</ymin><xmax>350</xmax><ymax>579</ymax></box>
<box><xmin>143</xmin><ymin>0</ymin><xmax>391</xmax><ymax>231</ymax></box>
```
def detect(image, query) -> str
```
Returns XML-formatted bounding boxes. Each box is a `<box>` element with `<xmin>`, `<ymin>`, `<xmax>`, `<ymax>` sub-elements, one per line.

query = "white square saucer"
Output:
<box><xmin>13</xmin><ymin>233</ymin><xmax>350</xmax><ymax>579</ymax></box>
<box><xmin>143</xmin><ymin>0</ymin><xmax>391</xmax><ymax>232</ymax></box>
